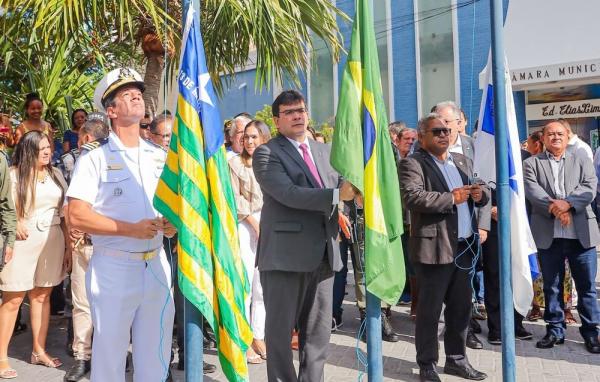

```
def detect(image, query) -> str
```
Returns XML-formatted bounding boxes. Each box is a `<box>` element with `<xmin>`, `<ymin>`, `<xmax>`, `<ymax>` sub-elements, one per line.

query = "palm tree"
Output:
<box><xmin>1</xmin><ymin>0</ymin><xmax>346</xmax><ymax>114</ymax></box>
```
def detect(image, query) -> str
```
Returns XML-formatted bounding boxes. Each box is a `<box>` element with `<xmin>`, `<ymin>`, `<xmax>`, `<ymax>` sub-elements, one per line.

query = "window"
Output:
<box><xmin>373</xmin><ymin>0</ymin><xmax>391</xmax><ymax>114</ymax></box>
<box><xmin>416</xmin><ymin>0</ymin><xmax>456</xmax><ymax>115</ymax></box>
<box><xmin>308</xmin><ymin>35</ymin><xmax>335</xmax><ymax>125</ymax></box>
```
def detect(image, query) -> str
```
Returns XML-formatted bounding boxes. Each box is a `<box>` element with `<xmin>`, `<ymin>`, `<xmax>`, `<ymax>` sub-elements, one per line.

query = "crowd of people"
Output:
<box><xmin>0</xmin><ymin>68</ymin><xmax>599</xmax><ymax>382</ymax></box>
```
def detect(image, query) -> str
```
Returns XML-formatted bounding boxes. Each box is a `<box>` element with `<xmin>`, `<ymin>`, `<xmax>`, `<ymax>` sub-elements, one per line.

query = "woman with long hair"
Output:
<box><xmin>13</xmin><ymin>93</ymin><xmax>54</xmax><ymax>151</ymax></box>
<box><xmin>228</xmin><ymin>120</ymin><xmax>271</xmax><ymax>364</ymax></box>
<box><xmin>62</xmin><ymin>109</ymin><xmax>87</xmax><ymax>153</ymax></box>
<box><xmin>0</xmin><ymin>131</ymin><xmax>70</xmax><ymax>378</ymax></box>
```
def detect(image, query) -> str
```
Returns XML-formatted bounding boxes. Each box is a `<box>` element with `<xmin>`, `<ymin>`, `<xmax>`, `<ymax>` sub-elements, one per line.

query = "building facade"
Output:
<box><xmin>219</xmin><ymin>0</ymin><xmax>600</xmax><ymax>146</ymax></box>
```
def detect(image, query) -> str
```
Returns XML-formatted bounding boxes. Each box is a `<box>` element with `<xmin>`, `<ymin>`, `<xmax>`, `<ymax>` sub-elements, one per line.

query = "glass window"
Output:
<box><xmin>309</xmin><ymin>35</ymin><xmax>334</xmax><ymax>125</ymax></box>
<box><xmin>416</xmin><ymin>0</ymin><xmax>455</xmax><ymax>115</ymax></box>
<box><xmin>373</xmin><ymin>0</ymin><xmax>390</xmax><ymax>114</ymax></box>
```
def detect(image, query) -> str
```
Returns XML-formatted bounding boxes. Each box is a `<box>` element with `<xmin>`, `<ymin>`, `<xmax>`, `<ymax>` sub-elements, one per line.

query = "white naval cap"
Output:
<box><xmin>93</xmin><ymin>68</ymin><xmax>145</xmax><ymax>112</ymax></box>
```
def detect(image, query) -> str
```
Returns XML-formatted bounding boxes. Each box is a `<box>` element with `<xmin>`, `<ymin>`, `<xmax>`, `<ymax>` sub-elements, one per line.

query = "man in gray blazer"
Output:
<box><xmin>523</xmin><ymin>120</ymin><xmax>600</xmax><ymax>353</ymax></box>
<box><xmin>253</xmin><ymin>90</ymin><xmax>356</xmax><ymax>382</ymax></box>
<box><xmin>399</xmin><ymin>114</ymin><xmax>489</xmax><ymax>382</ymax></box>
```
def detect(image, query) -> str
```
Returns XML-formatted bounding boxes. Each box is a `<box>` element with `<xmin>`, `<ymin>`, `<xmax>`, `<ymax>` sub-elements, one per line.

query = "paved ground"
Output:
<box><xmin>5</xmin><ymin>275</ymin><xmax>600</xmax><ymax>381</ymax></box>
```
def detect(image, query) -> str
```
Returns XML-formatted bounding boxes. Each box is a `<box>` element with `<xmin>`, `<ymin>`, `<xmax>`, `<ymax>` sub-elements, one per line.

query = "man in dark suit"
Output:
<box><xmin>523</xmin><ymin>120</ymin><xmax>600</xmax><ymax>353</ymax></box>
<box><xmin>399</xmin><ymin>114</ymin><xmax>489</xmax><ymax>382</ymax></box>
<box><xmin>253</xmin><ymin>90</ymin><xmax>356</xmax><ymax>382</ymax></box>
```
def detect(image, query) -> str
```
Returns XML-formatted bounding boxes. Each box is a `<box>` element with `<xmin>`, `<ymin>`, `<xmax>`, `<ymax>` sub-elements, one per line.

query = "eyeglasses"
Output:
<box><xmin>279</xmin><ymin>107</ymin><xmax>307</xmax><ymax>117</ymax></box>
<box><xmin>151</xmin><ymin>132</ymin><xmax>171</xmax><ymax>139</ymax></box>
<box><xmin>429</xmin><ymin>128</ymin><xmax>451</xmax><ymax>137</ymax></box>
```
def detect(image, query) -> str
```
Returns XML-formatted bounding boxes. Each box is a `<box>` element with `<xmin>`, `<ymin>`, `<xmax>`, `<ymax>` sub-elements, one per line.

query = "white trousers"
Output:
<box><xmin>86</xmin><ymin>247</ymin><xmax>175</xmax><ymax>382</ymax></box>
<box><xmin>238</xmin><ymin>212</ymin><xmax>266</xmax><ymax>340</ymax></box>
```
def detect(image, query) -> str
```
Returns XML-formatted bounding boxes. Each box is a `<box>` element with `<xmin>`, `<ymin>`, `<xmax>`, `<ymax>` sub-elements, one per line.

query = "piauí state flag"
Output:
<box><xmin>473</xmin><ymin>54</ymin><xmax>539</xmax><ymax>317</ymax></box>
<box><xmin>153</xmin><ymin>5</ymin><xmax>252</xmax><ymax>381</ymax></box>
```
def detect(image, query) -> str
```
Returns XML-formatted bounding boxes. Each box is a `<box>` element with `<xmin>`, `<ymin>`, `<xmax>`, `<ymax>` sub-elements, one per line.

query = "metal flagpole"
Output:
<box><xmin>182</xmin><ymin>1</ymin><xmax>204</xmax><ymax>380</ymax></box>
<box><xmin>490</xmin><ymin>0</ymin><xmax>516</xmax><ymax>381</ymax></box>
<box><xmin>366</xmin><ymin>291</ymin><xmax>383</xmax><ymax>381</ymax></box>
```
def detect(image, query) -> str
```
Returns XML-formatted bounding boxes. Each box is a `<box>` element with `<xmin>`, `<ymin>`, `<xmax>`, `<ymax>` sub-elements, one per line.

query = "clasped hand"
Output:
<box><xmin>548</xmin><ymin>199</ymin><xmax>572</xmax><ymax>226</ymax></box>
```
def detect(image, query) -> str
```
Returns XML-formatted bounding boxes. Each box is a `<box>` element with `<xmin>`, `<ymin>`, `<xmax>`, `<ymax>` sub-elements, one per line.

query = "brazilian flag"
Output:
<box><xmin>331</xmin><ymin>0</ymin><xmax>405</xmax><ymax>305</ymax></box>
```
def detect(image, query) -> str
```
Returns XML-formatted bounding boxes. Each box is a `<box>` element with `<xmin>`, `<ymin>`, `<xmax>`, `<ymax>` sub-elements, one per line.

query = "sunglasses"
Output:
<box><xmin>140</xmin><ymin>123</ymin><xmax>149</xmax><ymax>129</ymax></box>
<box><xmin>429</xmin><ymin>127</ymin><xmax>451</xmax><ymax>137</ymax></box>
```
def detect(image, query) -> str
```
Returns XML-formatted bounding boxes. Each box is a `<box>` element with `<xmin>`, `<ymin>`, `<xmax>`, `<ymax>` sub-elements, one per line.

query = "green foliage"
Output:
<box><xmin>0</xmin><ymin>0</ymin><xmax>348</xmax><ymax>101</ymax></box>
<box><xmin>254</xmin><ymin>104</ymin><xmax>277</xmax><ymax>136</ymax></box>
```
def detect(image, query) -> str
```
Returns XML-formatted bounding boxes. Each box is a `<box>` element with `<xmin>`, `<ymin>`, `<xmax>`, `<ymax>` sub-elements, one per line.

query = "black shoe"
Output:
<box><xmin>381</xmin><ymin>311</ymin><xmax>400</xmax><ymax>342</ymax></box>
<box><xmin>177</xmin><ymin>356</ymin><xmax>184</xmax><ymax>371</ymax></box>
<box><xmin>444</xmin><ymin>361</ymin><xmax>487</xmax><ymax>380</ymax></box>
<box><xmin>584</xmin><ymin>336</ymin><xmax>600</xmax><ymax>354</ymax></box>
<box><xmin>203</xmin><ymin>361</ymin><xmax>217</xmax><ymax>374</ymax></box>
<box><xmin>536</xmin><ymin>333</ymin><xmax>565</xmax><ymax>349</ymax></box>
<box><xmin>515</xmin><ymin>326</ymin><xmax>533</xmax><ymax>340</ymax></box>
<box><xmin>64</xmin><ymin>359</ymin><xmax>91</xmax><ymax>382</ymax></box>
<box><xmin>419</xmin><ymin>367</ymin><xmax>441</xmax><ymax>382</ymax></box>
<box><xmin>466</xmin><ymin>330</ymin><xmax>483</xmax><ymax>349</ymax></box>
<box><xmin>470</xmin><ymin>318</ymin><xmax>482</xmax><ymax>334</ymax></box>
<box><xmin>487</xmin><ymin>333</ymin><xmax>502</xmax><ymax>345</ymax></box>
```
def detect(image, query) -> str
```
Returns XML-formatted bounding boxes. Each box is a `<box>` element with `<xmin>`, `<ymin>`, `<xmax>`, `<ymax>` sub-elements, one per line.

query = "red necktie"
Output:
<box><xmin>299</xmin><ymin>143</ymin><xmax>323</xmax><ymax>188</ymax></box>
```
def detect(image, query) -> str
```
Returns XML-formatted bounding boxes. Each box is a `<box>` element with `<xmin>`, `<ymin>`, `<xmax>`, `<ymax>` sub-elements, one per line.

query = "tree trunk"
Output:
<box><xmin>143</xmin><ymin>52</ymin><xmax>164</xmax><ymax>116</ymax></box>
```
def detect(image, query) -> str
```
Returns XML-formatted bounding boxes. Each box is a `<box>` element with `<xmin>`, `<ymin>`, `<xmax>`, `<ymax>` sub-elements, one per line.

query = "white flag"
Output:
<box><xmin>473</xmin><ymin>54</ymin><xmax>539</xmax><ymax>317</ymax></box>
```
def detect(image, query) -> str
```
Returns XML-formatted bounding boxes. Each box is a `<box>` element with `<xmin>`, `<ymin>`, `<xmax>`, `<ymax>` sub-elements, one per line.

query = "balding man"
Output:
<box><xmin>524</xmin><ymin>119</ymin><xmax>600</xmax><ymax>353</ymax></box>
<box><xmin>434</xmin><ymin>101</ymin><xmax>474</xmax><ymax>161</ymax></box>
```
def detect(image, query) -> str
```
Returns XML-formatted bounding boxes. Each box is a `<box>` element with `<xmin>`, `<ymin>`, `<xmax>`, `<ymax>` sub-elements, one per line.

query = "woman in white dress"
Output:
<box><xmin>0</xmin><ymin>131</ymin><xmax>70</xmax><ymax>379</ymax></box>
<box><xmin>228</xmin><ymin>120</ymin><xmax>271</xmax><ymax>364</ymax></box>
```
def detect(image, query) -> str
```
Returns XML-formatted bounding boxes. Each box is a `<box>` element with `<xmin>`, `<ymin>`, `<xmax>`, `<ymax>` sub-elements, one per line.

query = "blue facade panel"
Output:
<box><xmin>219</xmin><ymin>69</ymin><xmax>274</xmax><ymax>121</ymax></box>
<box><xmin>457</xmin><ymin>0</ymin><xmax>491</xmax><ymax>134</ymax></box>
<box><xmin>390</xmin><ymin>0</ymin><xmax>418</xmax><ymax>128</ymax></box>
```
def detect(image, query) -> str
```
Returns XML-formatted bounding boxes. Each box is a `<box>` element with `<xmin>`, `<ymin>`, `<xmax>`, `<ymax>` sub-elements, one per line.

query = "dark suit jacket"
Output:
<box><xmin>398</xmin><ymin>148</ymin><xmax>489</xmax><ymax>265</ymax></box>
<box><xmin>523</xmin><ymin>150</ymin><xmax>600</xmax><ymax>250</ymax></box>
<box><xmin>252</xmin><ymin>134</ymin><xmax>342</xmax><ymax>272</ymax></box>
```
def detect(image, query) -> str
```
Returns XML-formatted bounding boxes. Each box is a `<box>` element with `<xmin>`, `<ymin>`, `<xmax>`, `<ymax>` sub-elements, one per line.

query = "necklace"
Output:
<box><xmin>37</xmin><ymin>170</ymin><xmax>49</xmax><ymax>183</ymax></box>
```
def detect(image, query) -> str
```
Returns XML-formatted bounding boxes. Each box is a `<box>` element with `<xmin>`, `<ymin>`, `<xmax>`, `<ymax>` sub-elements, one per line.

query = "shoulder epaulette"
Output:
<box><xmin>81</xmin><ymin>137</ymin><xmax>108</xmax><ymax>152</ymax></box>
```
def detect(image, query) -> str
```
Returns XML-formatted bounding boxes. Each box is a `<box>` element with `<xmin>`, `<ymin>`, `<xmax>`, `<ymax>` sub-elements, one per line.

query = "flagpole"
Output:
<box><xmin>490</xmin><ymin>0</ymin><xmax>516</xmax><ymax>381</ymax></box>
<box><xmin>182</xmin><ymin>1</ymin><xmax>205</xmax><ymax>380</ymax></box>
<box><xmin>366</xmin><ymin>291</ymin><xmax>383</xmax><ymax>381</ymax></box>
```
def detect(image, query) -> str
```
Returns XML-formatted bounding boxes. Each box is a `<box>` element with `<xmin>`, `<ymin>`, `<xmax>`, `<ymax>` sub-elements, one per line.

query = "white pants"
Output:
<box><xmin>86</xmin><ymin>247</ymin><xmax>175</xmax><ymax>382</ymax></box>
<box><xmin>238</xmin><ymin>212</ymin><xmax>266</xmax><ymax>340</ymax></box>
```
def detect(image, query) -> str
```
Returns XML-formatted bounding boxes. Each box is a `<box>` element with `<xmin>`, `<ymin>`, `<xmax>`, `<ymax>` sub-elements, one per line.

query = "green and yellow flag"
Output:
<box><xmin>153</xmin><ymin>5</ymin><xmax>252</xmax><ymax>381</ymax></box>
<box><xmin>331</xmin><ymin>0</ymin><xmax>405</xmax><ymax>305</ymax></box>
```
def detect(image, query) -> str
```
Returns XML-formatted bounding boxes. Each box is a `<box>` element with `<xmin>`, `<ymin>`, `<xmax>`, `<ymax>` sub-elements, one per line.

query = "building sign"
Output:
<box><xmin>511</xmin><ymin>59</ymin><xmax>600</xmax><ymax>87</ymax></box>
<box><xmin>526</xmin><ymin>99</ymin><xmax>600</xmax><ymax>120</ymax></box>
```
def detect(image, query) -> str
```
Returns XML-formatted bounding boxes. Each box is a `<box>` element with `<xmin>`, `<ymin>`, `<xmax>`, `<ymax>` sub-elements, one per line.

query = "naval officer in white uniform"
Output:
<box><xmin>67</xmin><ymin>68</ymin><xmax>176</xmax><ymax>382</ymax></box>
